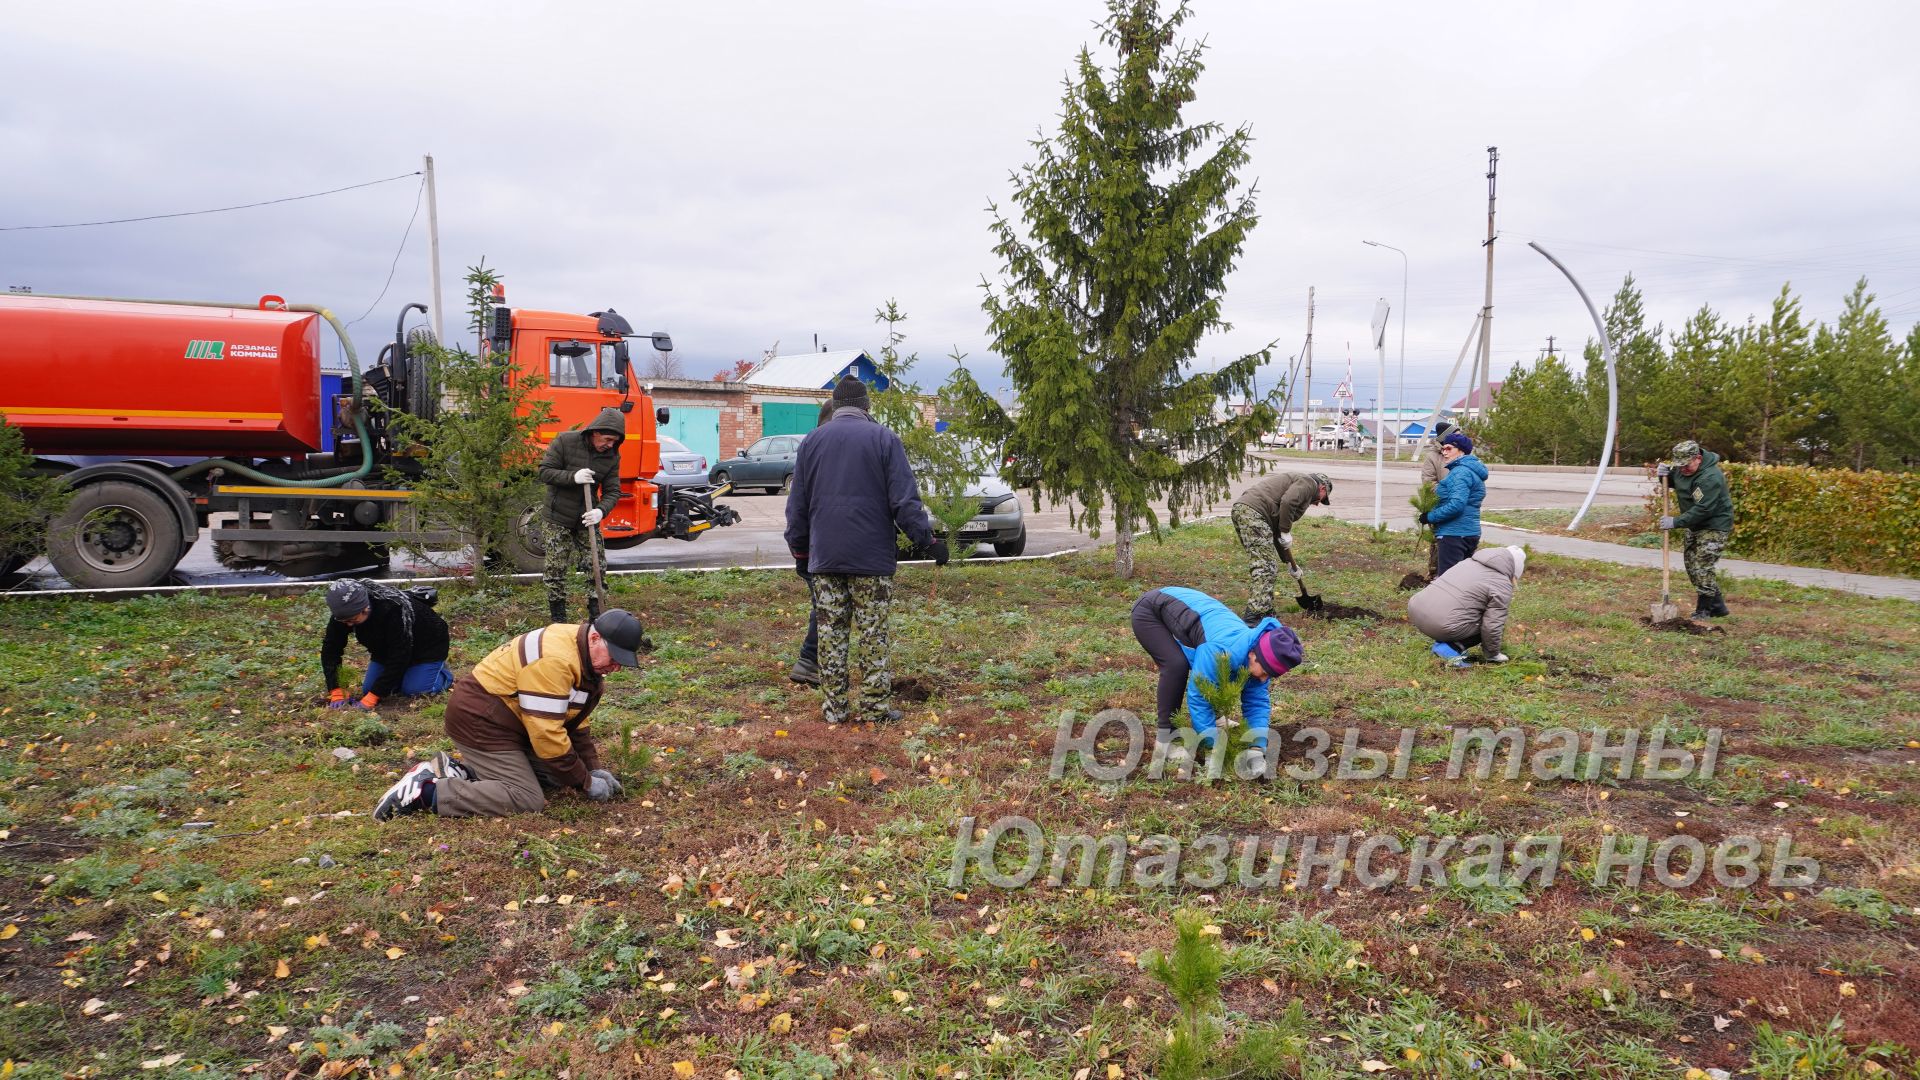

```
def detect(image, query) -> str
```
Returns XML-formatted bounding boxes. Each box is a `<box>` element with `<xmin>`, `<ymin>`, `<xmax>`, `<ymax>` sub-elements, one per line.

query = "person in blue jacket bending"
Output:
<box><xmin>1129</xmin><ymin>586</ymin><xmax>1304</xmax><ymax>750</ymax></box>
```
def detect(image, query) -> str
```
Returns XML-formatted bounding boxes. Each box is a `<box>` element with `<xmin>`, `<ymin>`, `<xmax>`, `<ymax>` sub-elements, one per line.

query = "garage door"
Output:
<box><xmin>761</xmin><ymin>401</ymin><xmax>821</xmax><ymax>437</ymax></box>
<box><xmin>663</xmin><ymin>406</ymin><xmax>720</xmax><ymax>465</ymax></box>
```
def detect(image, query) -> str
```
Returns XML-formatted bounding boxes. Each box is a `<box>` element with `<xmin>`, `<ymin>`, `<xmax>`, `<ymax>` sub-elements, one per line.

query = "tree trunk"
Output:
<box><xmin>1113</xmin><ymin>512</ymin><xmax>1136</xmax><ymax>579</ymax></box>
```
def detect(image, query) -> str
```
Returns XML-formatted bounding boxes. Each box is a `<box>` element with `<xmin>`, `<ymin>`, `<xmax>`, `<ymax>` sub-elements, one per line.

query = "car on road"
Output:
<box><xmin>949</xmin><ymin>474</ymin><xmax>1026</xmax><ymax>557</ymax></box>
<box><xmin>709</xmin><ymin>433</ymin><xmax>805</xmax><ymax>494</ymax></box>
<box><xmin>650</xmin><ymin>436</ymin><xmax>711</xmax><ymax>491</ymax></box>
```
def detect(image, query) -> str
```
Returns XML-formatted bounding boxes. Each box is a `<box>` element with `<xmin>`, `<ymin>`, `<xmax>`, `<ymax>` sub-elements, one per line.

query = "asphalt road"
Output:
<box><xmin>10</xmin><ymin>456</ymin><xmax>1648</xmax><ymax>588</ymax></box>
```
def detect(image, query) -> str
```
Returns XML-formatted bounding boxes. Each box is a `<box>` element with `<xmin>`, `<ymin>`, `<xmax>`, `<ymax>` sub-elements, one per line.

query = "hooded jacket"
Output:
<box><xmin>1157</xmin><ymin>586</ymin><xmax>1279</xmax><ymax>747</ymax></box>
<box><xmin>1427</xmin><ymin>453</ymin><xmax>1488</xmax><ymax>538</ymax></box>
<box><xmin>448</xmin><ymin>623</ymin><xmax>604</xmax><ymax>789</ymax></box>
<box><xmin>1407</xmin><ymin>546</ymin><xmax>1524</xmax><ymax>655</ymax></box>
<box><xmin>537</xmin><ymin>408</ymin><xmax>626</xmax><ymax>529</ymax></box>
<box><xmin>785</xmin><ymin>407</ymin><xmax>935</xmax><ymax>576</ymax></box>
<box><xmin>1667</xmin><ymin>449</ymin><xmax>1734</xmax><ymax>532</ymax></box>
<box><xmin>1234</xmin><ymin>472</ymin><xmax>1319</xmax><ymax>536</ymax></box>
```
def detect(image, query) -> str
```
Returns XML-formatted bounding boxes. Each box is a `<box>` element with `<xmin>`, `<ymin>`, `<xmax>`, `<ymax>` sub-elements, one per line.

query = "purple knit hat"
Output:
<box><xmin>1252</xmin><ymin>625</ymin><xmax>1303</xmax><ymax>676</ymax></box>
<box><xmin>1441</xmin><ymin>431</ymin><xmax>1474</xmax><ymax>455</ymax></box>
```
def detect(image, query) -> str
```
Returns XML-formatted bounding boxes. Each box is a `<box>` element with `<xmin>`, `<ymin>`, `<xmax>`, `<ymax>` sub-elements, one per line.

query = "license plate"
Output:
<box><xmin>963</xmin><ymin>519</ymin><xmax>990</xmax><ymax>533</ymax></box>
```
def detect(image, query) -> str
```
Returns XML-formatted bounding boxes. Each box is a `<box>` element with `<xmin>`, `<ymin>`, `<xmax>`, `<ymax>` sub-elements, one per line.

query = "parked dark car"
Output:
<box><xmin>952</xmin><ymin>474</ymin><xmax>1026</xmax><ymax>557</ymax></box>
<box><xmin>709</xmin><ymin>433</ymin><xmax>804</xmax><ymax>494</ymax></box>
<box><xmin>650</xmin><ymin>436</ymin><xmax>710</xmax><ymax>491</ymax></box>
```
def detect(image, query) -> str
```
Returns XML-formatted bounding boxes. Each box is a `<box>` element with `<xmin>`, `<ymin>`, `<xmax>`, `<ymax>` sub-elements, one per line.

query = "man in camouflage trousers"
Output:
<box><xmin>785</xmin><ymin>377</ymin><xmax>946</xmax><ymax>724</ymax></box>
<box><xmin>1658</xmin><ymin>439</ymin><xmax>1734</xmax><ymax>621</ymax></box>
<box><xmin>535</xmin><ymin>408</ymin><xmax>624</xmax><ymax>623</ymax></box>
<box><xmin>1229</xmin><ymin>471</ymin><xmax>1331</xmax><ymax>625</ymax></box>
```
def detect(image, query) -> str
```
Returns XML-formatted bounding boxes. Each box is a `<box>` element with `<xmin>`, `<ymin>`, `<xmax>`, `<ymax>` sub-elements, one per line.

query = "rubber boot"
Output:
<box><xmin>549</xmin><ymin>598</ymin><xmax>568</xmax><ymax>625</ymax></box>
<box><xmin>788</xmin><ymin>656</ymin><xmax>821</xmax><ymax>686</ymax></box>
<box><xmin>1690</xmin><ymin>593</ymin><xmax>1711</xmax><ymax>622</ymax></box>
<box><xmin>1707</xmin><ymin>593</ymin><xmax>1730</xmax><ymax>618</ymax></box>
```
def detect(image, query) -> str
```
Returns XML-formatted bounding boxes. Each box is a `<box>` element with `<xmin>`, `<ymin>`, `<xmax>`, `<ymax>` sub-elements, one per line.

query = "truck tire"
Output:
<box><xmin>46</xmin><ymin>480</ymin><xmax>185</xmax><ymax>589</ymax></box>
<box><xmin>502</xmin><ymin>509</ymin><xmax>548</xmax><ymax>573</ymax></box>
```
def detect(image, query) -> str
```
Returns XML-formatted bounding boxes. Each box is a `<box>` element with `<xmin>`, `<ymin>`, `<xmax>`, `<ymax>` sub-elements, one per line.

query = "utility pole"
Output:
<box><xmin>423</xmin><ymin>154</ymin><xmax>444</xmax><ymax>346</ymax></box>
<box><xmin>1471</xmin><ymin>146</ymin><xmax>1499</xmax><ymax>424</ymax></box>
<box><xmin>1544</xmin><ymin>334</ymin><xmax>1557</xmax><ymax>358</ymax></box>
<box><xmin>1301</xmin><ymin>288</ymin><xmax>1315</xmax><ymax>449</ymax></box>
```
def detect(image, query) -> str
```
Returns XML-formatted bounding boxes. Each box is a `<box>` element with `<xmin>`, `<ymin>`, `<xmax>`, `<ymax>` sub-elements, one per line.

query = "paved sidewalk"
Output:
<box><xmin>1346</xmin><ymin>514</ymin><xmax>1920</xmax><ymax>602</ymax></box>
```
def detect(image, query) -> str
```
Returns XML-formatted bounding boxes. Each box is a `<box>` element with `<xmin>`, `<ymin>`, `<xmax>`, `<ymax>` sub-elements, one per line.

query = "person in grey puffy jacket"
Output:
<box><xmin>1406</xmin><ymin>545</ymin><xmax>1526</xmax><ymax>667</ymax></box>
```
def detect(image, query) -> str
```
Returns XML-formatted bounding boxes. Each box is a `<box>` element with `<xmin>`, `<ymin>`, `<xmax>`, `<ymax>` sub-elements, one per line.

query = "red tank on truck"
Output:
<box><xmin>0</xmin><ymin>292</ymin><xmax>739</xmax><ymax>588</ymax></box>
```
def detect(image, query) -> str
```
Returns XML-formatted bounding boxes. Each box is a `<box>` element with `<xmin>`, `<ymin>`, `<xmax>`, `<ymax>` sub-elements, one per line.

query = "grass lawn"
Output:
<box><xmin>1483</xmin><ymin>505</ymin><xmax>1662</xmax><ymax>549</ymax></box>
<box><xmin>2</xmin><ymin>518</ymin><xmax>1917</xmax><ymax>1078</ymax></box>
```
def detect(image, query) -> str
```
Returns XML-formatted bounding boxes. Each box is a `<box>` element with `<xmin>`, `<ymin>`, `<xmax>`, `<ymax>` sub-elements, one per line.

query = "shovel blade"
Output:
<box><xmin>1297</xmin><ymin>593</ymin><xmax>1324</xmax><ymax>612</ymax></box>
<box><xmin>1650</xmin><ymin>600</ymin><xmax>1680</xmax><ymax>623</ymax></box>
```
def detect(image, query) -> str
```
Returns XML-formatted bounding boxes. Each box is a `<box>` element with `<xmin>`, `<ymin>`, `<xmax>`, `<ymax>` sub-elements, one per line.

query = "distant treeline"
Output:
<box><xmin>1478</xmin><ymin>277</ymin><xmax>1920</xmax><ymax>471</ymax></box>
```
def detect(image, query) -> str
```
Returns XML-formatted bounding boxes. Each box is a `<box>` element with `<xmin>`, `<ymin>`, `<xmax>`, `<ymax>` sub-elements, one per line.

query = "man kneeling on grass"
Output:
<box><xmin>374</xmin><ymin>609</ymin><xmax>651</xmax><ymax>820</ymax></box>
<box><xmin>1406</xmin><ymin>545</ymin><xmax>1525</xmax><ymax>668</ymax></box>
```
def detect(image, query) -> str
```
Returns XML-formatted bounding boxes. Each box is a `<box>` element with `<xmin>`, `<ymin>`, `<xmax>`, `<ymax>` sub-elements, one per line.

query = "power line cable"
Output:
<box><xmin>0</xmin><ymin>171</ymin><xmax>421</xmax><ymax>231</ymax></box>
<box><xmin>346</xmin><ymin>176</ymin><xmax>428</xmax><ymax>328</ymax></box>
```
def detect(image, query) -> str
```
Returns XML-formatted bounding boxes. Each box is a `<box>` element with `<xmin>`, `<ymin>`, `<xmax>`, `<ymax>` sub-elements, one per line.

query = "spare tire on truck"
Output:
<box><xmin>46</xmin><ymin>479</ymin><xmax>184</xmax><ymax>589</ymax></box>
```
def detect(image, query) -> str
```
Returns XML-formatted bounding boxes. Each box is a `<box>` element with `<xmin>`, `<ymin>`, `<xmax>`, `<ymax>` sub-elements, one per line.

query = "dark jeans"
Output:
<box><xmin>1130</xmin><ymin>589</ymin><xmax>1206</xmax><ymax>729</ymax></box>
<box><xmin>797</xmin><ymin>564</ymin><xmax>819</xmax><ymax>663</ymax></box>
<box><xmin>1435</xmin><ymin>535</ymin><xmax>1480</xmax><ymax>578</ymax></box>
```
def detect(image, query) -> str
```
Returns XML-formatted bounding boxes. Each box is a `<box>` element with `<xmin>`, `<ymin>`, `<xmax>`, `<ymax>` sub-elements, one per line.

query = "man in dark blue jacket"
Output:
<box><xmin>785</xmin><ymin>376</ymin><xmax>946</xmax><ymax>724</ymax></box>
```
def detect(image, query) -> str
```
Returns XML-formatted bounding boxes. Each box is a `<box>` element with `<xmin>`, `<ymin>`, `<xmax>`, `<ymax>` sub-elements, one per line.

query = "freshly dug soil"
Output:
<box><xmin>1641</xmin><ymin>616</ymin><xmax>1724</xmax><ymax>636</ymax></box>
<box><xmin>1301</xmin><ymin>602</ymin><xmax>1384</xmax><ymax>622</ymax></box>
<box><xmin>892</xmin><ymin>676</ymin><xmax>934</xmax><ymax>702</ymax></box>
<box><xmin>1396</xmin><ymin>573</ymin><xmax>1430</xmax><ymax>591</ymax></box>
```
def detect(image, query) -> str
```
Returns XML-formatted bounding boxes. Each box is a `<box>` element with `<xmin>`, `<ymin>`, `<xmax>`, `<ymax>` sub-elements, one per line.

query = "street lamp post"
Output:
<box><xmin>1362</xmin><ymin>240</ymin><xmax>1408</xmax><ymax>459</ymax></box>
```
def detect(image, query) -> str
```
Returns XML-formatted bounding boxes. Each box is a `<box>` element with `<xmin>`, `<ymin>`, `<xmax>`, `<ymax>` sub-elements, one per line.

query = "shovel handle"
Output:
<box><xmin>1659</xmin><ymin>485</ymin><xmax>1672</xmax><ymax>598</ymax></box>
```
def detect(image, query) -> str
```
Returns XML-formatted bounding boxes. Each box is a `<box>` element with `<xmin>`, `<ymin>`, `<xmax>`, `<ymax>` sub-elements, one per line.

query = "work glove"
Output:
<box><xmin>1279</xmin><ymin>532</ymin><xmax>1294</xmax><ymax>548</ymax></box>
<box><xmin>355</xmin><ymin>693</ymin><xmax>380</xmax><ymax>711</ymax></box>
<box><xmin>1655</xmin><ymin>463</ymin><xmax>1672</xmax><ymax>477</ymax></box>
<box><xmin>581</xmin><ymin>507</ymin><xmax>604</xmax><ymax>528</ymax></box>
<box><xmin>573</xmin><ymin>467</ymin><xmax>596</xmax><ymax>485</ymax></box>
<box><xmin>1416</xmin><ymin>511</ymin><xmax>1432</xmax><ymax>526</ymax></box>
<box><xmin>1489</xmin><ymin>653</ymin><xmax>1509</xmax><ymax>664</ymax></box>
<box><xmin>1288</xmin><ymin>564</ymin><xmax>1306</xmax><ymax>582</ymax></box>
<box><xmin>589</xmin><ymin>769</ymin><xmax>624</xmax><ymax>798</ymax></box>
<box><xmin>586</xmin><ymin>773</ymin><xmax>617</xmax><ymax>802</ymax></box>
<box><xmin>1657</xmin><ymin>515</ymin><xmax>1675</xmax><ymax>530</ymax></box>
<box><xmin>793</xmin><ymin>553</ymin><xmax>809</xmax><ymax>576</ymax></box>
<box><xmin>326</xmin><ymin>688</ymin><xmax>352</xmax><ymax>710</ymax></box>
<box><xmin>930</xmin><ymin>538</ymin><xmax>950</xmax><ymax>566</ymax></box>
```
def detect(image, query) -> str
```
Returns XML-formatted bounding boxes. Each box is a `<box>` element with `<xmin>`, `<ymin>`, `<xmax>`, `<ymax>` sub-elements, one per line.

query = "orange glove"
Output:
<box><xmin>326</xmin><ymin>688</ymin><xmax>350</xmax><ymax>710</ymax></box>
<box><xmin>358</xmin><ymin>693</ymin><xmax>380</xmax><ymax>710</ymax></box>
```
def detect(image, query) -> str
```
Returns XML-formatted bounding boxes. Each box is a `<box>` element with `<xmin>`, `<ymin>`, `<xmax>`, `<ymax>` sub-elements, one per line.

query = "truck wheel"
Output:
<box><xmin>993</xmin><ymin>526</ymin><xmax>1028</xmax><ymax>558</ymax></box>
<box><xmin>502</xmin><ymin>509</ymin><xmax>548</xmax><ymax>573</ymax></box>
<box><xmin>47</xmin><ymin>480</ymin><xmax>184</xmax><ymax>589</ymax></box>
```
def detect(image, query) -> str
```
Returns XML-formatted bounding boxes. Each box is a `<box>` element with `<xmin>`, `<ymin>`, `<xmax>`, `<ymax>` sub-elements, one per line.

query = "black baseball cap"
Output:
<box><xmin>592</xmin><ymin>609</ymin><xmax>651</xmax><ymax>668</ymax></box>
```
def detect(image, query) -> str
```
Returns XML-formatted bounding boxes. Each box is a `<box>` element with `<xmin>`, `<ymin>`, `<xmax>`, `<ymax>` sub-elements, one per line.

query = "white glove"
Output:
<box><xmin>1280</xmin><ymin>532</ymin><xmax>1294</xmax><ymax>548</ymax></box>
<box><xmin>586</xmin><ymin>774</ymin><xmax>616</xmax><ymax>801</ymax></box>
<box><xmin>589</xmin><ymin>769</ymin><xmax>624</xmax><ymax>797</ymax></box>
<box><xmin>1490</xmin><ymin>653</ymin><xmax>1509</xmax><ymax>664</ymax></box>
<box><xmin>1288</xmin><ymin>564</ymin><xmax>1305</xmax><ymax>581</ymax></box>
<box><xmin>581</xmin><ymin>508</ymin><xmax>604</xmax><ymax>527</ymax></box>
<box><xmin>1655</xmin><ymin>463</ymin><xmax>1671</xmax><ymax>477</ymax></box>
<box><xmin>573</xmin><ymin>467</ymin><xmax>596</xmax><ymax>485</ymax></box>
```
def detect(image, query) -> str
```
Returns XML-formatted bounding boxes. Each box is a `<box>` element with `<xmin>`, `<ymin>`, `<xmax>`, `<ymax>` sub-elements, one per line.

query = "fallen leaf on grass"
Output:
<box><xmin>267</xmin><ymin>1025</ymin><xmax>289</xmax><ymax>1042</ymax></box>
<box><xmin>768</xmin><ymin>1012</ymin><xmax>793</xmax><ymax>1035</ymax></box>
<box><xmin>714</xmin><ymin>929</ymin><xmax>743</xmax><ymax>949</ymax></box>
<box><xmin>1359</xmin><ymin>1062</ymin><xmax>1391</xmax><ymax>1073</ymax></box>
<box><xmin>141</xmin><ymin>1054</ymin><xmax>184</xmax><ymax>1070</ymax></box>
<box><xmin>82</xmin><ymin>998</ymin><xmax>107</xmax><ymax>1015</ymax></box>
<box><xmin>385</xmin><ymin>947</ymin><xmax>405</xmax><ymax>960</ymax></box>
<box><xmin>274</xmin><ymin>958</ymin><xmax>291</xmax><ymax>979</ymax></box>
<box><xmin>672</xmin><ymin>1064</ymin><xmax>695</xmax><ymax>1078</ymax></box>
<box><xmin>0</xmin><ymin>924</ymin><xmax>17</xmax><ymax>940</ymax></box>
<box><xmin>1713</xmin><ymin>1015</ymin><xmax>1731</xmax><ymax>1031</ymax></box>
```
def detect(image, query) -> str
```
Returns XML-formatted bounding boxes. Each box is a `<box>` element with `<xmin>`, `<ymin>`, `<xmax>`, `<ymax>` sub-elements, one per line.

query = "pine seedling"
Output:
<box><xmin>1144</xmin><ymin>910</ymin><xmax>1226</xmax><ymax>1080</ymax></box>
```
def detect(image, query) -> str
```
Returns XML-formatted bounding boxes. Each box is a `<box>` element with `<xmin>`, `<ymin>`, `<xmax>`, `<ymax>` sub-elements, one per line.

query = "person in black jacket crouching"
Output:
<box><xmin>321</xmin><ymin>579</ymin><xmax>453</xmax><ymax>710</ymax></box>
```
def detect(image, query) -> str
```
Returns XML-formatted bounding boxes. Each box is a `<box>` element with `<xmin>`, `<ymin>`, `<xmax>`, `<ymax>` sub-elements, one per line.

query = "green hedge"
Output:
<box><xmin>1723</xmin><ymin>463</ymin><xmax>1920</xmax><ymax>576</ymax></box>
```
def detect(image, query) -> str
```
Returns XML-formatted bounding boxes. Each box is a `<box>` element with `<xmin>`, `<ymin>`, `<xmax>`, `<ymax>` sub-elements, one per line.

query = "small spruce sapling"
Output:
<box><xmin>1144</xmin><ymin>910</ymin><xmax>1225</xmax><ymax>1080</ymax></box>
<box><xmin>1411</xmin><ymin>479</ymin><xmax>1439</xmax><ymax>576</ymax></box>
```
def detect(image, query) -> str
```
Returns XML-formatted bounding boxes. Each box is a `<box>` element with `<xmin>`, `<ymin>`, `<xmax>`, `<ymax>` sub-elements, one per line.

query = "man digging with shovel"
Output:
<box><xmin>1658</xmin><ymin>439</ymin><xmax>1734</xmax><ymax>622</ymax></box>
<box><xmin>535</xmin><ymin>408</ymin><xmax>624</xmax><ymax>624</ymax></box>
<box><xmin>1229</xmin><ymin>471</ymin><xmax>1331</xmax><ymax>625</ymax></box>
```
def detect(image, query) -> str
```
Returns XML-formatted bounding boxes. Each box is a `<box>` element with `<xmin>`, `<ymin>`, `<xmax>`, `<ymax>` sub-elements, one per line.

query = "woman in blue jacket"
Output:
<box><xmin>1130</xmin><ymin>586</ymin><xmax>1303</xmax><ymax>750</ymax></box>
<box><xmin>1418</xmin><ymin>432</ymin><xmax>1488</xmax><ymax>577</ymax></box>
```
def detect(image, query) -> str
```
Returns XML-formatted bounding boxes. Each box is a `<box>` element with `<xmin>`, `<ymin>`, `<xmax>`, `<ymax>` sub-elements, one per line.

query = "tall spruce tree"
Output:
<box><xmin>948</xmin><ymin>0</ymin><xmax>1275</xmax><ymax>577</ymax></box>
<box><xmin>1725</xmin><ymin>284</ymin><xmax>1818</xmax><ymax>465</ymax></box>
<box><xmin>1642</xmin><ymin>303</ymin><xmax>1736</xmax><ymax>453</ymax></box>
<box><xmin>1810</xmin><ymin>279</ymin><xmax>1898</xmax><ymax>471</ymax></box>
<box><xmin>1578</xmin><ymin>276</ymin><xmax>1666</xmax><ymax>464</ymax></box>
<box><xmin>1479</xmin><ymin>353</ymin><xmax>1585</xmax><ymax>464</ymax></box>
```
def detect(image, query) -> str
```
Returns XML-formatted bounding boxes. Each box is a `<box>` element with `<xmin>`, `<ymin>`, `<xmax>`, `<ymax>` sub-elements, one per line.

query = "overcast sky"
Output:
<box><xmin>7</xmin><ymin>1</ymin><xmax>1919</xmax><ymax>413</ymax></box>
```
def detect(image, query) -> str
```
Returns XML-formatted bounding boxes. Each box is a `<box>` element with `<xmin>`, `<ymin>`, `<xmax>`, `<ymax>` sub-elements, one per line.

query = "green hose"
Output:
<box><xmin>24</xmin><ymin>294</ymin><xmax>381</xmax><ymax>489</ymax></box>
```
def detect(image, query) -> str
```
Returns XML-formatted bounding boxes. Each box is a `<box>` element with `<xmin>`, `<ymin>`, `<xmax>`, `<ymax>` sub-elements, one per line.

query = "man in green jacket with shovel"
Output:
<box><xmin>1658</xmin><ymin>440</ymin><xmax>1734</xmax><ymax>621</ymax></box>
<box><xmin>536</xmin><ymin>408</ymin><xmax>625</xmax><ymax>624</ymax></box>
<box><xmin>1229</xmin><ymin>471</ymin><xmax>1331</xmax><ymax>625</ymax></box>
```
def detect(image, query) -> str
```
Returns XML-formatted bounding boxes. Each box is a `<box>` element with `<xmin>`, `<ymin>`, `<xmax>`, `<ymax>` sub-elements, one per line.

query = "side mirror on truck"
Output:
<box><xmin>650</xmin><ymin>331</ymin><xmax>674</xmax><ymax>353</ymax></box>
<box><xmin>656</xmin><ymin>406</ymin><xmax>671</xmax><ymax>425</ymax></box>
<box><xmin>613</xmin><ymin>340</ymin><xmax>630</xmax><ymax>375</ymax></box>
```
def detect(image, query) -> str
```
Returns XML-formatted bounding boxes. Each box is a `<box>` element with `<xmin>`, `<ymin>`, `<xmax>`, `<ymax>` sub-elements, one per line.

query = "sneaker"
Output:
<box><xmin>433</xmin><ymin>751</ymin><xmax>472</xmax><ymax>783</ymax></box>
<box><xmin>373</xmin><ymin>761</ymin><xmax>439</xmax><ymax>821</ymax></box>
<box><xmin>1431</xmin><ymin>642</ymin><xmax>1462</xmax><ymax>661</ymax></box>
<box><xmin>789</xmin><ymin>656</ymin><xmax>821</xmax><ymax>686</ymax></box>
